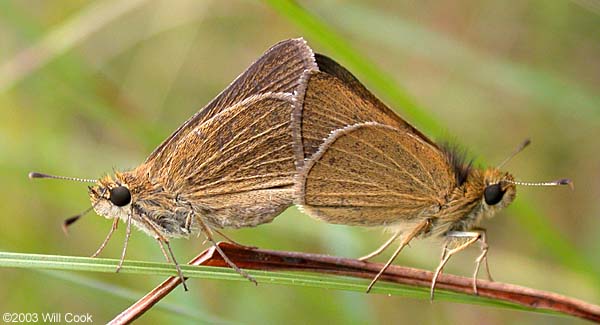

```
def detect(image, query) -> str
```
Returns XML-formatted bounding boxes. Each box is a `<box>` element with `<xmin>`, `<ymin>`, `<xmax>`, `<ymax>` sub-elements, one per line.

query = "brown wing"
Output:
<box><xmin>292</xmin><ymin>54</ymin><xmax>433</xmax><ymax>168</ymax></box>
<box><xmin>146</xmin><ymin>38</ymin><xmax>317</xmax><ymax>173</ymax></box>
<box><xmin>297</xmin><ymin>122</ymin><xmax>455</xmax><ymax>227</ymax></box>
<box><xmin>153</xmin><ymin>93</ymin><xmax>297</xmax><ymax>228</ymax></box>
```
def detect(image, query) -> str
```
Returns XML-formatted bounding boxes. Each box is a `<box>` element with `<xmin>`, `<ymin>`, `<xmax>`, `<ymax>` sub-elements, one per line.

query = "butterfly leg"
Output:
<box><xmin>162</xmin><ymin>240</ymin><xmax>188</xmax><ymax>291</ymax></box>
<box><xmin>91</xmin><ymin>217</ymin><xmax>119</xmax><ymax>258</ymax></box>
<box><xmin>184</xmin><ymin>212</ymin><xmax>193</xmax><ymax>234</ymax></box>
<box><xmin>151</xmin><ymin>236</ymin><xmax>189</xmax><ymax>291</ymax></box>
<box><xmin>430</xmin><ymin>231</ymin><xmax>482</xmax><ymax>300</ymax></box>
<box><xmin>185</xmin><ymin>204</ymin><xmax>253</xmax><ymax>248</ymax></box>
<box><xmin>156</xmin><ymin>239</ymin><xmax>171</xmax><ymax>262</ymax></box>
<box><xmin>366</xmin><ymin>219</ymin><xmax>431</xmax><ymax>293</ymax></box>
<box><xmin>471</xmin><ymin>228</ymin><xmax>493</xmax><ymax>284</ymax></box>
<box><xmin>138</xmin><ymin>215</ymin><xmax>189</xmax><ymax>291</ymax></box>
<box><xmin>116</xmin><ymin>211</ymin><xmax>133</xmax><ymax>273</ymax></box>
<box><xmin>195</xmin><ymin>215</ymin><xmax>258</xmax><ymax>285</ymax></box>
<box><xmin>358</xmin><ymin>230</ymin><xmax>401</xmax><ymax>261</ymax></box>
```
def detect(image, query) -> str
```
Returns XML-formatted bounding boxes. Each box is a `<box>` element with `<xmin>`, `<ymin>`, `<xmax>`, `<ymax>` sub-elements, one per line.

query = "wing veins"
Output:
<box><xmin>348</xmin><ymin>130</ymin><xmax>437</xmax><ymax>192</ymax></box>
<box><xmin>323</xmin><ymin>144</ymin><xmax>431</xmax><ymax>191</ymax></box>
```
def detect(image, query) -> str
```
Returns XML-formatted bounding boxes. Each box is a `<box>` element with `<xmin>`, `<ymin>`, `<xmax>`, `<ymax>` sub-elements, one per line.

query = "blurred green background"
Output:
<box><xmin>1</xmin><ymin>0</ymin><xmax>599</xmax><ymax>323</ymax></box>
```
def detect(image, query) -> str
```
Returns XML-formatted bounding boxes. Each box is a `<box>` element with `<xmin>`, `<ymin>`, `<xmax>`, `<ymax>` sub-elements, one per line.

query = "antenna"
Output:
<box><xmin>29</xmin><ymin>171</ymin><xmax>103</xmax><ymax>232</ymax></box>
<box><xmin>504</xmin><ymin>178</ymin><xmax>574</xmax><ymax>190</ymax></box>
<box><xmin>62</xmin><ymin>207</ymin><xmax>92</xmax><ymax>235</ymax></box>
<box><xmin>497</xmin><ymin>138</ymin><xmax>531</xmax><ymax>169</ymax></box>
<box><xmin>495</xmin><ymin>140</ymin><xmax>573</xmax><ymax>190</ymax></box>
<box><xmin>29</xmin><ymin>172</ymin><xmax>97</xmax><ymax>183</ymax></box>
<box><xmin>61</xmin><ymin>187</ymin><xmax>107</xmax><ymax>234</ymax></box>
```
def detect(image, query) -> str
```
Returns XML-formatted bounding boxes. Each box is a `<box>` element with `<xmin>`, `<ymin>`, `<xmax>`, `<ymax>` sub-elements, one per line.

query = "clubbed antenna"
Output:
<box><xmin>62</xmin><ymin>210</ymin><xmax>88</xmax><ymax>235</ymax></box>
<box><xmin>504</xmin><ymin>178</ymin><xmax>574</xmax><ymax>190</ymax></box>
<box><xmin>29</xmin><ymin>171</ymin><xmax>101</xmax><ymax>232</ymax></box>
<box><xmin>29</xmin><ymin>172</ymin><xmax>97</xmax><ymax>183</ymax></box>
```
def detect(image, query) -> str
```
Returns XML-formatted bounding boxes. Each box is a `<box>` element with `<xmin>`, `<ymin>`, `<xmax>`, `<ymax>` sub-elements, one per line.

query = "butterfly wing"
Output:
<box><xmin>297</xmin><ymin>122</ymin><xmax>455</xmax><ymax>227</ymax></box>
<box><xmin>154</xmin><ymin>93</ymin><xmax>297</xmax><ymax>228</ymax></box>
<box><xmin>146</xmin><ymin>38</ymin><xmax>317</xmax><ymax>173</ymax></box>
<box><xmin>292</xmin><ymin>54</ymin><xmax>433</xmax><ymax>167</ymax></box>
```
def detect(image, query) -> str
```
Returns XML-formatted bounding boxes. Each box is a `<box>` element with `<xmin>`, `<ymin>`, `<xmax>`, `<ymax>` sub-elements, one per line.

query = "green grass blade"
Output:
<box><xmin>0</xmin><ymin>251</ymin><xmax>569</xmax><ymax>318</ymax></box>
<box><xmin>38</xmin><ymin>270</ymin><xmax>229</xmax><ymax>324</ymax></box>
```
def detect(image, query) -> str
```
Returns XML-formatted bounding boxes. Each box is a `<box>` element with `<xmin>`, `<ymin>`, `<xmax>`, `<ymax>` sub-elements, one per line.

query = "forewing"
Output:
<box><xmin>292</xmin><ymin>54</ymin><xmax>434</xmax><ymax>167</ymax></box>
<box><xmin>147</xmin><ymin>38</ymin><xmax>317</xmax><ymax>172</ymax></box>
<box><xmin>156</xmin><ymin>93</ymin><xmax>297</xmax><ymax>228</ymax></box>
<box><xmin>298</xmin><ymin>122</ymin><xmax>454</xmax><ymax>227</ymax></box>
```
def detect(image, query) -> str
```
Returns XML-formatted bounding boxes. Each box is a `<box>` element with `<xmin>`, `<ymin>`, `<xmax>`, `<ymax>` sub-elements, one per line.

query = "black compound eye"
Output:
<box><xmin>484</xmin><ymin>183</ymin><xmax>505</xmax><ymax>206</ymax></box>
<box><xmin>109</xmin><ymin>186</ymin><xmax>131</xmax><ymax>207</ymax></box>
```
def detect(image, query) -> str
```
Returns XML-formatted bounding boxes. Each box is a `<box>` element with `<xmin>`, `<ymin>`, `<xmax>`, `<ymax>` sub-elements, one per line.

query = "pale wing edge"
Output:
<box><xmin>295</xmin><ymin>122</ymin><xmax>443</xmax><ymax>224</ymax></box>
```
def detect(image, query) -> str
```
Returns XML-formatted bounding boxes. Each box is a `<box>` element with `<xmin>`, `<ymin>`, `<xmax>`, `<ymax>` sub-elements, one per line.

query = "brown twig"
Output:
<box><xmin>109</xmin><ymin>242</ymin><xmax>600</xmax><ymax>324</ymax></box>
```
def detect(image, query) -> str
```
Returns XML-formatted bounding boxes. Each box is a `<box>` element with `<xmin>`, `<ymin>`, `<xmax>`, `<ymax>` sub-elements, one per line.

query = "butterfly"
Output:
<box><xmin>31</xmin><ymin>38</ymin><xmax>319</xmax><ymax>289</ymax></box>
<box><xmin>292</xmin><ymin>54</ymin><xmax>571</xmax><ymax>298</ymax></box>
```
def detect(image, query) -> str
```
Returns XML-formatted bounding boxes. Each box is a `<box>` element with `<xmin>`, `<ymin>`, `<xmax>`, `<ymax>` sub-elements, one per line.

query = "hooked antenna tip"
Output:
<box><xmin>558</xmin><ymin>178</ymin><xmax>574</xmax><ymax>190</ymax></box>
<box><xmin>62</xmin><ymin>215</ymin><xmax>82</xmax><ymax>235</ymax></box>
<box><xmin>29</xmin><ymin>172</ymin><xmax>46</xmax><ymax>179</ymax></box>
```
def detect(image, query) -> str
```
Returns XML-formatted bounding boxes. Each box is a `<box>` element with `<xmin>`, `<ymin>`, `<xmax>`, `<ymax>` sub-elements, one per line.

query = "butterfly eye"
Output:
<box><xmin>110</xmin><ymin>186</ymin><xmax>131</xmax><ymax>207</ymax></box>
<box><xmin>484</xmin><ymin>183</ymin><xmax>505</xmax><ymax>205</ymax></box>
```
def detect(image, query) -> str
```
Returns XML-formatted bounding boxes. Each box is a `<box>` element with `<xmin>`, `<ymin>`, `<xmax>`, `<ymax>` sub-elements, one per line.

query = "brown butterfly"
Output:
<box><xmin>30</xmin><ymin>38</ymin><xmax>319</xmax><ymax>289</ymax></box>
<box><xmin>293</xmin><ymin>54</ymin><xmax>571</xmax><ymax>298</ymax></box>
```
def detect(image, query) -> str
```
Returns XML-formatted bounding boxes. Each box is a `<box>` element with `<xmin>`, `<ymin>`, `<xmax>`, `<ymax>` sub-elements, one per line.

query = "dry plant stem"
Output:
<box><xmin>109</xmin><ymin>243</ymin><xmax>600</xmax><ymax>325</ymax></box>
<box><xmin>109</xmin><ymin>248</ymin><xmax>216</xmax><ymax>325</ymax></box>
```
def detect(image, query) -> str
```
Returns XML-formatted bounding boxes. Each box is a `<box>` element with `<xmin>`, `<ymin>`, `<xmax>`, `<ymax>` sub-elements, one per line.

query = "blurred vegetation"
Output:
<box><xmin>1</xmin><ymin>0</ymin><xmax>598</xmax><ymax>324</ymax></box>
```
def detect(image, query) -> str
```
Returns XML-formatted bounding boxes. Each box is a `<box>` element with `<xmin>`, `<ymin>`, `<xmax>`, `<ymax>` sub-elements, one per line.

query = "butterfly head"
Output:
<box><xmin>89</xmin><ymin>172</ymin><xmax>133</xmax><ymax>222</ymax></box>
<box><xmin>481</xmin><ymin>168</ymin><xmax>517</xmax><ymax>212</ymax></box>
